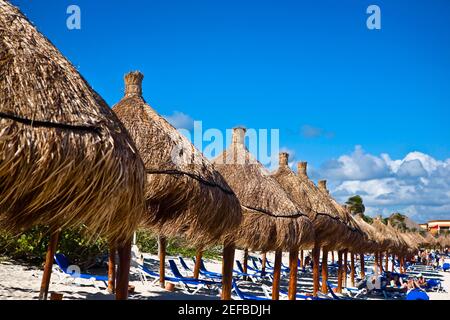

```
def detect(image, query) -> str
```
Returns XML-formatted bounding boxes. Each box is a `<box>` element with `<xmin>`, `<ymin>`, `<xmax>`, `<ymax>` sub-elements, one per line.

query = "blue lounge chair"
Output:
<box><xmin>53</xmin><ymin>253</ymin><xmax>108</xmax><ymax>289</ymax></box>
<box><xmin>138</xmin><ymin>263</ymin><xmax>180</xmax><ymax>286</ymax></box>
<box><xmin>426</xmin><ymin>278</ymin><xmax>444</xmax><ymax>292</ymax></box>
<box><xmin>178</xmin><ymin>256</ymin><xmax>193</xmax><ymax>277</ymax></box>
<box><xmin>266</xmin><ymin>258</ymin><xmax>289</xmax><ymax>272</ymax></box>
<box><xmin>195</xmin><ymin>258</ymin><xmax>222</xmax><ymax>280</ymax></box>
<box><xmin>235</xmin><ymin>260</ymin><xmax>265</xmax><ymax>282</ymax></box>
<box><xmin>168</xmin><ymin>260</ymin><xmax>221</xmax><ymax>295</ymax></box>
<box><xmin>232</xmin><ymin>280</ymin><xmax>270</xmax><ymax>300</ymax></box>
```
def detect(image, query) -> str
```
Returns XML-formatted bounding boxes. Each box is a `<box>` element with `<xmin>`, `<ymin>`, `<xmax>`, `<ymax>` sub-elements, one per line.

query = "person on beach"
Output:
<box><xmin>390</xmin><ymin>274</ymin><xmax>408</xmax><ymax>292</ymax></box>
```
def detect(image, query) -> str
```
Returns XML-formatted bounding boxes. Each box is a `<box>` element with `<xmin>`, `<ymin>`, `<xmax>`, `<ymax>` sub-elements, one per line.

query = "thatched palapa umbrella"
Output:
<box><xmin>272</xmin><ymin>153</ymin><xmax>351</xmax><ymax>295</ymax></box>
<box><xmin>212</xmin><ymin>128</ymin><xmax>315</xmax><ymax>300</ymax></box>
<box><xmin>372</xmin><ymin>217</ymin><xmax>408</xmax><ymax>273</ymax></box>
<box><xmin>0</xmin><ymin>0</ymin><xmax>146</xmax><ymax>300</ymax></box>
<box><xmin>316</xmin><ymin>180</ymin><xmax>367</xmax><ymax>291</ymax></box>
<box><xmin>112</xmin><ymin>71</ymin><xmax>242</xmax><ymax>300</ymax></box>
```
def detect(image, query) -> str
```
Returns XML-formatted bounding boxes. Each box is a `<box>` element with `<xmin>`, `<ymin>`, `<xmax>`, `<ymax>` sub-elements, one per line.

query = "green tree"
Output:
<box><xmin>345</xmin><ymin>195</ymin><xmax>366</xmax><ymax>215</ymax></box>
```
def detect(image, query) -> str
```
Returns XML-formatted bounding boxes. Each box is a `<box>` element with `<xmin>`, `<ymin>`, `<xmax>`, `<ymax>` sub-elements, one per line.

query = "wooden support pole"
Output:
<box><xmin>350</xmin><ymin>252</ymin><xmax>355</xmax><ymax>287</ymax></box>
<box><xmin>107</xmin><ymin>245</ymin><xmax>116</xmax><ymax>294</ymax></box>
<box><xmin>385</xmin><ymin>251</ymin><xmax>389</xmax><ymax>272</ymax></box>
<box><xmin>321</xmin><ymin>249</ymin><xmax>329</xmax><ymax>293</ymax></box>
<box><xmin>288</xmin><ymin>248</ymin><xmax>299</xmax><ymax>300</ymax></box>
<box><xmin>343</xmin><ymin>250</ymin><xmax>348</xmax><ymax>287</ymax></box>
<box><xmin>331</xmin><ymin>251</ymin><xmax>335</xmax><ymax>264</ymax></box>
<box><xmin>272</xmin><ymin>250</ymin><xmax>282</xmax><ymax>300</ymax></box>
<box><xmin>391</xmin><ymin>254</ymin><xmax>395</xmax><ymax>272</ymax></box>
<box><xmin>115</xmin><ymin>239</ymin><xmax>132</xmax><ymax>300</ymax></box>
<box><xmin>337</xmin><ymin>250</ymin><xmax>343</xmax><ymax>293</ymax></box>
<box><xmin>221</xmin><ymin>242</ymin><xmax>235</xmax><ymax>300</ymax></box>
<box><xmin>312</xmin><ymin>244</ymin><xmax>320</xmax><ymax>297</ymax></box>
<box><xmin>193</xmin><ymin>249</ymin><xmax>203</xmax><ymax>279</ymax></box>
<box><xmin>261</xmin><ymin>252</ymin><xmax>267</xmax><ymax>276</ymax></box>
<box><xmin>39</xmin><ymin>231</ymin><xmax>60</xmax><ymax>300</ymax></box>
<box><xmin>158</xmin><ymin>236</ymin><xmax>166</xmax><ymax>288</ymax></box>
<box><xmin>360</xmin><ymin>253</ymin><xmax>365</xmax><ymax>278</ymax></box>
<box><xmin>299</xmin><ymin>250</ymin><xmax>304</xmax><ymax>269</ymax></box>
<box><xmin>374</xmin><ymin>252</ymin><xmax>379</xmax><ymax>274</ymax></box>
<box><xmin>400</xmin><ymin>255</ymin><xmax>404</xmax><ymax>274</ymax></box>
<box><xmin>379</xmin><ymin>252</ymin><xmax>384</xmax><ymax>273</ymax></box>
<box><xmin>243</xmin><ymin>248</ymin><xmax>249</xmax><ymax>281</ymax></box>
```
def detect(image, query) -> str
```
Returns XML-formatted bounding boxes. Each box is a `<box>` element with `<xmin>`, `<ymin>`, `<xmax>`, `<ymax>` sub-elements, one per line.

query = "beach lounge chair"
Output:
<box><xmin>265</xmin><ymin>258</ymin><xmax>290</xmax><ymax>272</ymax></box>
<box><xmin>232</xmin><ymin>280</ymin><xmax>270</xmax><ymax>300</ymax></box>
<box><xmin>178</xmin><ymin>256</ymin><xmax>193</xmax><ymax>277</ymax></box>
<box><xmin>194</xmin><ymin>258</ymin><xmax>222</xmax><ymax>280</ymax></box>
<box><xmin>235</xmin><ymin>260</ymin><xmax>266</xmax><ymax>282</ymax></box>
<box><xmin>168</xmin><ymin>260</ymin><xmax>221</xmax><ymax>295</ymax></box>
<box><xmin>138</xmin><ymin>263</ymin><xmax>180</xmax><ymax>286</ymax></box>
<box><xmin>53</xmin><ymin>253</ymin><xmax>108</xmax><ymax>290</ymax></box>
<box><xmin>425</xmin><ymin>278</ymin><xmax>444</xmax><ymax>293</ymax></box>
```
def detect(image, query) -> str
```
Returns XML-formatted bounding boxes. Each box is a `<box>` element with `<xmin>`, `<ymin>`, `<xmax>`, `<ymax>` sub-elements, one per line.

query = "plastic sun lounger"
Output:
<box><xmin>196</xmin><ymin>258</ymin><xmax>222</xmax><ymax>280</ymax></box>
<box><xmin>178</xmin><ymin>256</ymin><xmax>194</xmax><ymax>277</ymax></box>
<box><xmin>138</xmin><ymin>263</ymin><xmax>180</xmax><ymax>286</ymax></box>
<box><xmin>235</xmin><ymin>261</ymin><xmax>265</xmax><ymax>282</ymax></box>
<box><xmin>232</xmin><ymin>280</ymin><xmax>270</xmax><ymax>300</ymax></box>
<box><xmin>426</xmin><ymin>279</ymin><xmax>444</xmax><ymax>293</ymax></box>
<box><xmin>265</xmin><ymin>259</ymin><xmax>289</xmax><ymax>272</ymax></box>
<box><xmin>53</xmin><ymin>253</ymin><xmax>108</xmax><ymax>290</ymax></box>
<box><xmin>168</xmin><ymin>260</ymin><xmax>221</xmax><ymax>295</ymax></box>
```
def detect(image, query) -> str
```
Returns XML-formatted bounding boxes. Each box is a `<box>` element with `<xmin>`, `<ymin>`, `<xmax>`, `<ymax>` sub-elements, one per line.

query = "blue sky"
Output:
<box><xmin>11</xmin><ymin>0</ymin><xmax>450</xmax><ymax>222</ymax></box>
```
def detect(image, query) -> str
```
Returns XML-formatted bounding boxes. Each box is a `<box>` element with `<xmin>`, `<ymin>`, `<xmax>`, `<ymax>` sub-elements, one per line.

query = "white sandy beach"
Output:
<box><xmin>1</xmin><ymin>250</ymin><xmax>449</xmax><ymax>300</ymax></box>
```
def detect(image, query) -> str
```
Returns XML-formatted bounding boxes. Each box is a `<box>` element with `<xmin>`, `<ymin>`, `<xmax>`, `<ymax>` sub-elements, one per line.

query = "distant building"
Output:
<box><xmin>419</xmin><ymin>223</ymin><xmax>428</xmax><ymax>230</ymax></box>
<box><xmin>421</xmin><ymin>220</ymin><xmax>450</xmax><ymax>235</ymax></box>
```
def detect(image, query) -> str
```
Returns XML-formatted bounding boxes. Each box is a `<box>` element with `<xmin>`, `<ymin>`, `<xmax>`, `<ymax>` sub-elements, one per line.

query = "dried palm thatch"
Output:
<box><xmin>420</xmin><ymin>232</ymin><xmax>437</xmax><ymax>248</ymax></box>
<box><xmin>372</xmin><ymin>217</ymin><xmax>408</xmax><ymax>254</ymax></box>
<box><xmin>316</xmin><ymin>181</ymin><xmax>367</xmax><ymax>251</ymax></box>
<box><xmin>398</xmin><ymin>231</ymin><xmax>420</xmax><ymax>254</ymax></box>
<box><xmin>112</xmin><ymin>72</ymin><xmax>241</xmax><ymax>247</ymax></box>
<box><xmin>0</xmin><ymin>0</ymin><xmax>146</xmax><ymax>246</ymax></box>
<box><xmin>272</xmin><ymin>153</ymin><xmax>348</xmax><ymax>248</ymax></box>
<box><xmin>352</xmin><ymin>214</ymin><xmax>380</xmax><ymax>253</ymax></box>
<box><xmin>436</xmin><ymin>234</ymin><xmax>450</xmax><ymax>248</ymax></box>
<box><xmin>212</xmin><ymin>128</ymin><xmax>315</xmax><ymax>252</ymax></box>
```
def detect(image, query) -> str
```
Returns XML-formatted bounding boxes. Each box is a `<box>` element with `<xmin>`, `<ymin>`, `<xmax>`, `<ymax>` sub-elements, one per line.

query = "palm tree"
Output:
<box><xmin>345</xmin><ymin>195</ymin><xmax>366</xmax><ymax>215</ymax></box>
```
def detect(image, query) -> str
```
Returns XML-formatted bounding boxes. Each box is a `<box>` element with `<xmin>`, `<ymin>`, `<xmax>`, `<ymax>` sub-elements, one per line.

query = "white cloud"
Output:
<box><xmin>163</xmin><ymin>111</ymin><xmax>194</xmax><ymax>130</ymax></box>
<box><xmin>301</xmin><ymin>125</ymin><xmax>334</xmax><ymax>139</ymax></box>
<box><xmin>317</xmin><ymin>146</ymin><xmax>450</xmax><ymax>222</ymax></box>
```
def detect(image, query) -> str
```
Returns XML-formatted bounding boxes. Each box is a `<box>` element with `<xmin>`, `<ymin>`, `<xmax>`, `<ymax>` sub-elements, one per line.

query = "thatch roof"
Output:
<box><xmin>316</xmin><ymin>181</ymin><xmax>367</xmax><ymax>251</ymax></box>
<box><xmin>0</xmin><ymin>0</ymin><xmax>146</xmax><ymax>245</ymax></box>
<box><xmin>352</xmin><ymin>214</ymin><xmax>380</xmax><ymax>253</ymax></box>
<box><xmin>271</xmin><ymin>153</ymin><xmax>348</xmax><ymax>247</ymax></box>
<box><xmin>398</xmin><ymin>231</ymin><xmax>420</xmax><ymax>254</ymax></box>
<box><xmin>372</xmin><ymin>217</ymin><xmax>408</xmax><ymax>254</ymax></box>
<box><xmin>212</xmin><ymin>128</ymin><xmax>315</xmax><ymax>252</ymax></box>
<box><xmin>112</xmin><ymin>72</ymin><xmax>241</xmax><ymax>247</ymax></box>
<box><xmin>421</xmin><ymin>232</ymin><xmax>437</xmax><ymax>248</ymax></box>
<box><xmin>436</xmin><ymin>234</ymin><xmax>450</xmax><ymax>248</ymax></box>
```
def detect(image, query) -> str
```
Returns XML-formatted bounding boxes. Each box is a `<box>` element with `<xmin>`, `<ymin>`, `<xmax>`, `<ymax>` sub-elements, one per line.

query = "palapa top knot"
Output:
<box><xmin>318</xmin><ymin>180</ymin><xmax>328</xmax><ymax>193</ymax></box>
<box><xmin>279</xmin><ymin>152</ymin><xmax>289</xmax><ymax>167</ymax></box>
<box><xmin>232</xmin><ymin>127</ymin><xmax>246</xmax><ymax>145</ymax></box>
<box><xmin>297</xmin><ymin>161</ymin><xmax>308</xmax><ymax>177</ymax></box>
<box><xmin>124</xmin><ymin>71</ymin><xmax>144</xmax><ymax>97</ymax></box>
